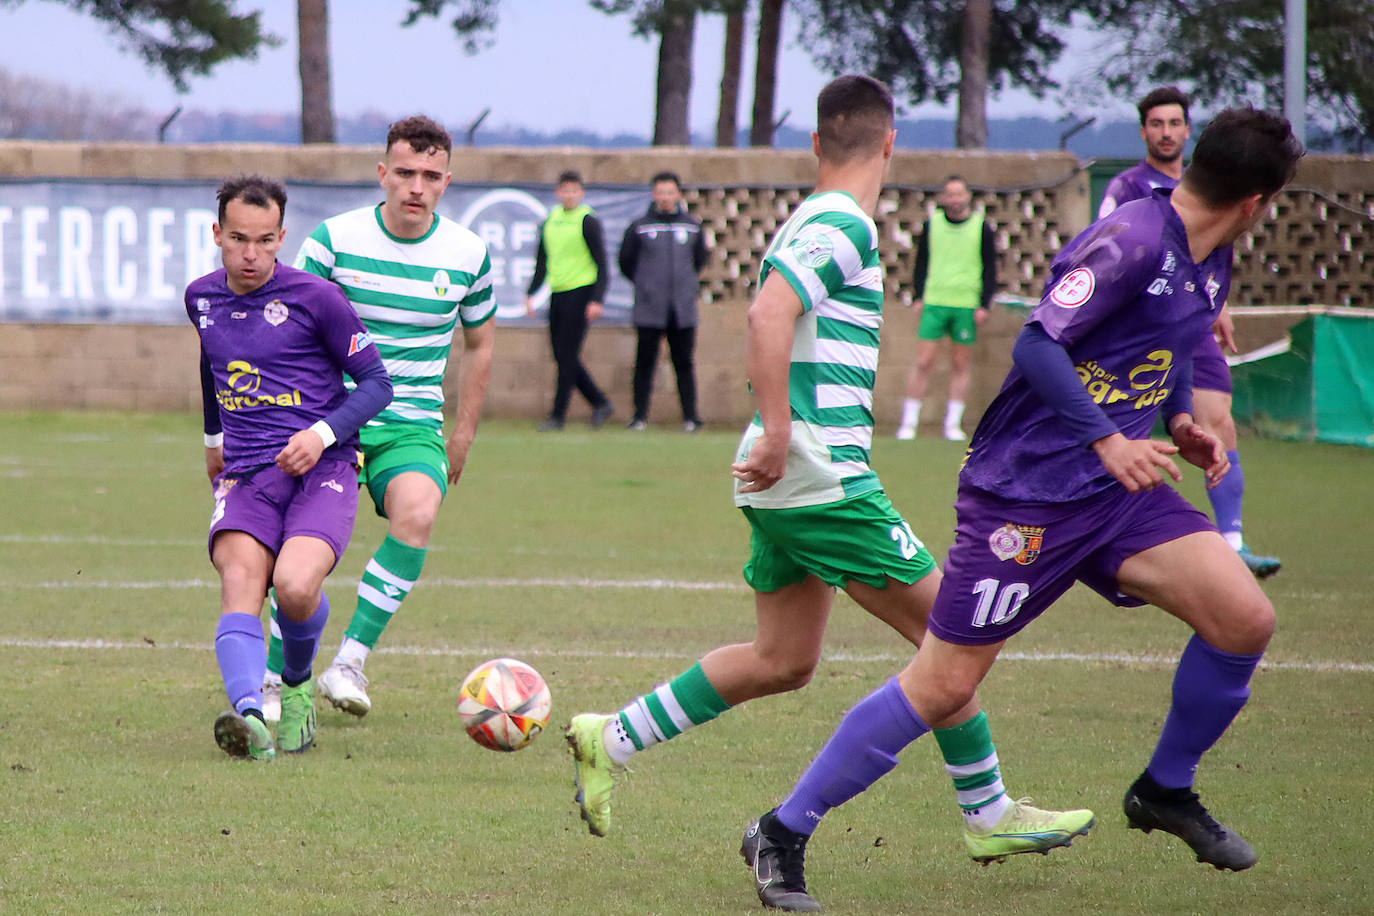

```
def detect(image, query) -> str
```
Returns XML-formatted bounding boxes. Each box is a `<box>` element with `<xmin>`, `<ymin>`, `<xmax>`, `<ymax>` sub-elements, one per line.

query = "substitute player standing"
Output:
<box><xmin>262</xmin><ymin>115</ymin><xmax>496</xmax><ymax>719</ymax></box>
<box><xmin>742</xmin><ymin>109</ymin><xmax>1302</xmax><ymax>905</ymax></box>
<box><xmin>565</xmin><ymin>76</ymin><xmax>1090</xmax><ymax>913</ymax></box>
<box><xmin>1100</xmin><ymin>86</ymin><xmax>1280</xmax><ymax>578</ymax></box>
<box><xmin>193</xmin><ymin>175</ymin><xmax>391</xmax><ymax>759</ymax></box>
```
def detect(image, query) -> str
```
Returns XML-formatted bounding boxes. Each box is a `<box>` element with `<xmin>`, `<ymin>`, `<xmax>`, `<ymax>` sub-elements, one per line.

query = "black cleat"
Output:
<box><xmin>590</xmin><ymin>402</ymin><xmax>615</xmax><ymax>429</ymax></box>
<box><xmin>740</xmin><ymin>809</ymin><xmax>822</xmax><ymax>912</ymax></box>
<box><xmin>1124</xmin><ymin>774</ymin><xmax>1258</xmax><ymax>871</ymax></box>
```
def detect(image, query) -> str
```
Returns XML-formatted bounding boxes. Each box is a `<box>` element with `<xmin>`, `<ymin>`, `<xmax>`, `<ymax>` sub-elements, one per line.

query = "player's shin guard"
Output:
<box><xmin>278</xmin><ymin>593</ymin><xmax>330</xmax><ymax>686</ymax></box>
<box><xmin>775</xmin><ymin>677</ymin><xmax>930</xmax><ymax>835</ymax></box>
<box><xmin>215</xmin><ymin>612</ymin><xmax>266</xmax><ymax>715</ymax></box>
<box><xmin>1147</xmin><ymin>634</ymin><xmax>1262</xmax><ymax>789</ymax></box>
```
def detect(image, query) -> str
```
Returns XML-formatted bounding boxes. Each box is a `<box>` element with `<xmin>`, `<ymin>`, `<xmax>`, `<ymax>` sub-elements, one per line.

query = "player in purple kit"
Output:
<box><xmin>190</xmin><ymin>175</ymin><xmax>392</xmax><ymax>760</ymax></box>
<box><xmin>740</xmin><ymin>108</ymin><xmax>1302</xmax><ymax>906</ymax></box>
<box><xmin>1101</xmin><ymin>87</ymin><xmax>1280</xmax><ymax>578</ymax></box>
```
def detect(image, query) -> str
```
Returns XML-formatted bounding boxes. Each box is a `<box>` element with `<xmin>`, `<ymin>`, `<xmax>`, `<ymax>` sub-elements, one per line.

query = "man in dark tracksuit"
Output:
<box><xmin>618</xmin><ymin>171</ymin><xmax>709</xmax><ymax>431</ymax></box>
<box><xmin>526</xmin><ymin>169</ymin><xmax>614</xmax><ymax>431</ymax></box>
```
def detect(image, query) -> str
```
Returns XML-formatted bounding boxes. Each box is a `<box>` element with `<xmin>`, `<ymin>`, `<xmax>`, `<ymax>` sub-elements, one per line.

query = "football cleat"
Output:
<box><xmin>944</xmin><ymin>426</ymin><xmax>967</xmax><ymax>442</ymax></box>
<box><xmin>214</xmin><ymin>710</ymin><xmax>275</xmax><ymax>761</ymax></box>
<box><xmin>964</xmin><ymin>798</ymin><xmax>1095</xmax><ymax>865</ymax></box>
<box><xmin>895</xmin><ymin>424</ymin><xmax>916</xmax><ymax>441</ymax></box>
<box><xmin>740</xmin><ymin>809</ymin><xmax>822</xmax><ymax>912</ymax></box>
<box><xmin>277</xmin><ymin>679</ymin><xmax>317</xmax><ymax>754</ymax></box>
<box><xmin>1124</xmin><ymin>777</ymin><xmax>1257</xmax><ymax>871</ymax></box>
<box><xmin>1237</xmin><ymin>547</ymin><xmax>1281</xmax><ymax>580</ymax></box>
<box><xmin>565</xmin><ymin>714</ymin><xmax>624</xmax><ymax>837</ymax></box>
<box><xmin>318</xmin><ymin>660</ymin><xmax>371</xmax><ymax>717</ymax></box>
<box><xmin>261</xmin><ymin>678</ymin><xmax>282</xmax><ymax>724</ymax></box>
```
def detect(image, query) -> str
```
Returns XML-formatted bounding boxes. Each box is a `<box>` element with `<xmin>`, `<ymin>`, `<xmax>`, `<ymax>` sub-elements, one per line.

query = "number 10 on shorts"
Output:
<box><xmin>971</xmin><ymin>578</ymin><xmax>1029</xmax><ymax>628</ymax></box>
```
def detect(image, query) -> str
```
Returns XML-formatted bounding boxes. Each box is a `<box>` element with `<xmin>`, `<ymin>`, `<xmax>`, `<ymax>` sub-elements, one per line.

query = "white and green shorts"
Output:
<box><xmin>741</xmin><ymin>489</ymin><xmax>938</xmax><ymax>592</ymax></box>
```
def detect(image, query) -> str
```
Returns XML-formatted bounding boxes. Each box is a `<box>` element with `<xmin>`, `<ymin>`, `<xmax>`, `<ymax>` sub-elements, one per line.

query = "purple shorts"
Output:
<box><xmin>1191</xmin><ymin>333</ymin><xmax>1232</xmax><ymax>394</ymax></box>
<box><xmin>927</xmin><ymin>483</ymin><xmax>1215</xmax><ymax>646</ymax></box>
<box><xmin>207</xmin><ymin>457</ymin><xmax>359</xmax><ymax>567</ymax></box>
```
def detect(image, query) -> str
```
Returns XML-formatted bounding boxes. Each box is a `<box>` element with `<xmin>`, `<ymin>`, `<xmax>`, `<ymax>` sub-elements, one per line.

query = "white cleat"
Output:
<box><xmin>261</xmin><ymin>679</ymin><xmax>282</xmax><ymax>724</ymax></box>
<box><xmin>318</xmin><ymin>660</ymin><xmax>371</xmax><ymax>717</ymax></box>
<box><xmin>896</xmin><ymin>425</ymin><xmax>916</xmax><ymax>441</ymax></box>
<box><xmin>944</xmin><ymin>426</ymin><xmax>967</xmax><ymax>442</ymax></box>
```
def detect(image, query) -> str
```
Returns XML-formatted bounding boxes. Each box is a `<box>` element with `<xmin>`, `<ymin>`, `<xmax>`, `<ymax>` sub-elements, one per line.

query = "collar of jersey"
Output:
<box><xmin>373</xmin><ymin>204</ymin><xmax>439</xmax><ymax>245</ymax></box>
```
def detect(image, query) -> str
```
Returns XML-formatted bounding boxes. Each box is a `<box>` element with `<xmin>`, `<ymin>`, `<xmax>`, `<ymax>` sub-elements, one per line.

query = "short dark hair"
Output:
<box><xmin>386</xmin><ymin>115</ymin><xmax>452</xmax><ymax>157</ymax></box>
<box><xmin>816</xmin><ymin>74</ymin><xmax>894</xmax><ymax>164</ymax></box>
<box><xmin>943</xmin><ymin>174</ymin><xmax>969</xmax><ymax>190</ymax></box>
<box><xmin>651</xmin><ymin>171</ymin><xmax>681</xmax><ymax>188</ymax></box>
<box><xmin>1137</xmin><ymin>86</ymin><xmax>1191</xmax><ymax>125</ymax></box>
<box><xmin>1181</xmin><ymin>107</ymin><xmax>1304</xmax><ymax>206</ymax></box>
<box><xmin>216</xmin><ymin>174</ymin><xmax>287</xmax><ymax>225</ymax></box>
<box><xmin>557</xmin><ymin>169</ymin><xmax>583</xmax><ymax>186</ymax></box>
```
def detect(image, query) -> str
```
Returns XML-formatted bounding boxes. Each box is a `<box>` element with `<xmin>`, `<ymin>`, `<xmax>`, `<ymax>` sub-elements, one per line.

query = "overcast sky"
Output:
<box><xmin>0</xmin><ymin>1</ymin><xmax>1132</xmax><ymax>136</ymax></box>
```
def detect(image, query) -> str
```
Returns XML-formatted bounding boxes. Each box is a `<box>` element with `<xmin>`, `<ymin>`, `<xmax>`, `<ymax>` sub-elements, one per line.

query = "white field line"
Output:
<box><xmin>0</xmin><ymin>637</ymin><xmax>1367</xmax><ymax>675</ymax></box>
<box><xmin>4</xmin><ymin>576</ymin><xmax>1369</xmax><ymax>673</ymax></box>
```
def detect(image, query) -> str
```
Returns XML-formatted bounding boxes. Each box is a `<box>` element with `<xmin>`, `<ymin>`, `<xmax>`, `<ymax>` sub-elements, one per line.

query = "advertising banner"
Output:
<box><xmin>0</xmin><ymin>179</ymin><xmax>648</xmax><ymax>325</ymax></box>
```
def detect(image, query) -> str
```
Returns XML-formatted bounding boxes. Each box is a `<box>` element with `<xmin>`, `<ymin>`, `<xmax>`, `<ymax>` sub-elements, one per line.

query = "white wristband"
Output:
<box><xmin>309</xmin><ymin>419</ymin><xmax>338</xmax><ymax>448</ymax></box>
<box><xmin>203</xmin><ymin>432</ymin><xmax>223</xmax><ymax>448</ymax></box>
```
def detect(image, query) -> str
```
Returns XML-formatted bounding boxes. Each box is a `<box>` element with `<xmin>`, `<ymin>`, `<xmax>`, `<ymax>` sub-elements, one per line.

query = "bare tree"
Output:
<box><xmin>298</xmin><ymin>0</ymin><xmax>335</xmax><ymax>143</ymax></box>
<box><xmin>654</xmin><ymin>3</ymin><xmax>697</xmax><ymax>144</ymax></box>
<box><xmin>715</xmin><ymin>2</ymin><xmax>746</xmax><ymax>146</ymax></box>
<box><xmin>955</xmin><ymin>0</ymin><xmax>991</xmax><ymax>148</ymax></box>
<box><xmin>749</xmin><ymin>0</ymin><xmax>783</xmax><ymax>146</ymax></box>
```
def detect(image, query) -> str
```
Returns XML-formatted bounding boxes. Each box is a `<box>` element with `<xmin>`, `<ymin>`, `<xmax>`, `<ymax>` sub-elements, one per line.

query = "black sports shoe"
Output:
<box><xmin>740</xmin><ymin>809</ymin><xmax>822</xmax><ymax>912</ymax></box>
<box><xmin>590</xmin><ymin>402</ymin><xmax>614</xmax><ymax>429</ymax></box>
<box><xmin>1124</xmin><ymin>773</ymin><xmax>1258</xmax><ymax>871</ymax></box>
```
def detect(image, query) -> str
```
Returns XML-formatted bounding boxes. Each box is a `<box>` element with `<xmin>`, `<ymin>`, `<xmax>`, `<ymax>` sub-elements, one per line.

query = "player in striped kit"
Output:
<box><xmin>261</xmin><ymin>115</ymin><xmax>496</xmax><ymax>719</ymax></box>
<box><xmin>565</xmin><ymin>77</ymin><xmax>1089</xmax><ymax>911</ymax></box>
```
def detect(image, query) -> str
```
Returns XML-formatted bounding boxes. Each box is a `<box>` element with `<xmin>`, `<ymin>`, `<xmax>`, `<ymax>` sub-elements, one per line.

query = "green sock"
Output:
<box><xmin>266</xmin><ymin>591</ymin><xmax>284</xmax><ymax>678</ymax></box>
<box><xmin>345</xmin><ymin>534</ymin><xmax>427</xmax><ymax>649</ymax></box>
<box><xmin>933</xmin><ymin>711</ymin><xmax>1009</xmax><ymax>830</ymax></box>
<box><xmin>613</xmin><ymin>662</ymin><xmax>730</xmax><ymax>756</ymax></box>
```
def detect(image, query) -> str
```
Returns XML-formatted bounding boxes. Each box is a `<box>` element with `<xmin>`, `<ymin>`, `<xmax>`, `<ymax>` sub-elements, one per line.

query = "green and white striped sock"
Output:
<box><xmin>606</xmin><ymin>662</ymin><xmax>730</xmax><ymax>764</ymax></box>
<box><xmin>934</xmin><ymin>711</ymin><xmax>1010</xmax><ymax>833</ymax></box>
<box><xmin>338</xmin><ymin>534</ymin><xmax>426</xmax><ymax>661</ymax></box>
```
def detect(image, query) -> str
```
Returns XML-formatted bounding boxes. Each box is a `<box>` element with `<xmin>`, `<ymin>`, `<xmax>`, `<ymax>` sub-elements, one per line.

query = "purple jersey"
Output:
<box><xmin>187</xmin><ymin>263</ymin><xmax>385</xmax><ymax>475</ymax></box>
<box><xmin>961</xmin><ymin>189</ymin><xmax>1231</xmax><ymax>503</ymax></box>
<box><xmin>1098</xmin><ymin>161</ymin><xmax>1178</xmax><ymax>219</ymax></box>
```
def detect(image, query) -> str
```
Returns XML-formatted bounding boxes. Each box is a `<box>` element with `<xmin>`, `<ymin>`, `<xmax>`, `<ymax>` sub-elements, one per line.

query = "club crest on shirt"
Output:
<box><xmin>791</xmin><ymin>230</ymin><xmax>834</xmax><ymax>270</ymax></box>
<box><xmin>1049</xmin><ymin>267</ymin><xmax>1094</xmax><ymax>308</ymax></box>
<box><xmin>989</xmin><ymin>523</ymin><xmax>1045</xmax><ymax>565</ymax></box>
<box><xmin>433</xmin><ymin>270</ymin><xmax>450</xmax><ymax>297</ymax></box>
<box><xmin>196</xmin><ymin>297</ymin><xmax>211</xmax><ymax>313</ymax></box>
<box><xmin>347</xmin><ymin>330</ymin><xmax>373</xmax><ymax>356</ymax></box>
<box><xmin>264</xmin><ymin>300</ymin><xmax>289</xmax><ymax>326</ymax></box>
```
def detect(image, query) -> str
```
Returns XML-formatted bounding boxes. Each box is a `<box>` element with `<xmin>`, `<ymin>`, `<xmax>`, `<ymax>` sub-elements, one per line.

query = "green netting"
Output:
<box><xmin>1231</xmin><ymin>314</ymin><xmax>1374</xmax><ymax>447</ymax></box>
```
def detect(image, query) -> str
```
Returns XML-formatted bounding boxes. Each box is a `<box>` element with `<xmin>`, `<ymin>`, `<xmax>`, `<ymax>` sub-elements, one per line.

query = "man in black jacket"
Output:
<box><xmin>618</xmin><ymin>172</ymin><xmax>709</xmax><ymax>431</ymax></box>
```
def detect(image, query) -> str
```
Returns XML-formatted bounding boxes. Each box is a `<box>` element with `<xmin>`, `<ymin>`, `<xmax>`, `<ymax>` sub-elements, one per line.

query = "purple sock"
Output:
<box><xmin>776</xmin><ymin>677</ymin><xmax>930</xmax><ymax>835</ymax></box>
<box><xmin>1207</xmin><ymin>450</ymin><xmax>1245</xmax><ymax>538</ymax></box>
<box><xmin>1147</xmin><ymin>634</ymin><xmax>1262</xmax><ymax>789</ymax></box>
<box><xmin>215</xmin><ymin>612</ymin><xmax>265</xmax><ymax>715</ymax></box>
<box><xmin>278</xmin><ymin>593</ymin><xmax>330</xmax><ymax>685</ymax></box>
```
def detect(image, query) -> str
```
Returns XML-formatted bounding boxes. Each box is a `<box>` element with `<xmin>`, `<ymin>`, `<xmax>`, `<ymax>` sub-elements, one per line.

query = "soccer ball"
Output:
<box><xmin>457</xmin><ymin>657</ymin><xmax>552</xmax><ymax>752</ymax></box>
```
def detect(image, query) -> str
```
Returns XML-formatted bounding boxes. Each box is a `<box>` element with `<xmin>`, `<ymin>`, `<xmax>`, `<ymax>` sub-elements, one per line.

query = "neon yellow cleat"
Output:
<box><xmin>277</xmin><ymin>679</ymin><xmax>317</xmax><ymax>754</ymax></box>
<box><xmin>565</xmin><ymin>714</ymin><xmax>624</xmax><ymax>837</ymax></box>
<box><xmin>214</xmin><ymin>710</ymin><xmax>275</xmax><ymax>761</ymax></box>
<box><xmin>965</xmin><ymin>798</ymin><xmax>1095</xmax><ymax>865</ymax></box>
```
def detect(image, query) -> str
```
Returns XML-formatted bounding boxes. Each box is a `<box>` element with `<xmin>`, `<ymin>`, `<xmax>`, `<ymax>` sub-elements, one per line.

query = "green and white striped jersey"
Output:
<box><xmin>733</xmin><ymin>191</ymin><xmax>885</xmax><ymax>509</ymax></box>
<box><xmin>294</xmin><ymin>205</ymin><xmax>496</xmax><ymax>430</ymax></box>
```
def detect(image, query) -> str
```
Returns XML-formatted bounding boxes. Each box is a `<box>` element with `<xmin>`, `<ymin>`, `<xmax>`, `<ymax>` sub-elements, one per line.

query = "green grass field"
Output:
<box><xmin>1</xmin><ymin>412</ymin><xmax>1370</xmax><ymax>914</ymax></box>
